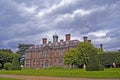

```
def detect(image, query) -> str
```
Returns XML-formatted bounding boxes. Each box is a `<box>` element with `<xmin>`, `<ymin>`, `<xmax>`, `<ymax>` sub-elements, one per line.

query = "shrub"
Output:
<box><xmin>12</xmin><ymin>55</ymin><xmax>21</xmax><ymax>70</ymax></box>
<box><xmin>99</xmin><ymin>51</ymin><xmax>120</xmax><ymax>68</ymax></box>
<box><xmin>86</xmin><ymin>48</ymin><xmax>104</xmax><ymax>71</ymax></box>
<box><xmin>4</xmin><ymin>62</ymin><xmax>12</xmax><ymax>70</ymax></box>
<box><xmin>0</xmin><ymin>63</ymin><xmax>2</xmax><ymax>69</ymax></box>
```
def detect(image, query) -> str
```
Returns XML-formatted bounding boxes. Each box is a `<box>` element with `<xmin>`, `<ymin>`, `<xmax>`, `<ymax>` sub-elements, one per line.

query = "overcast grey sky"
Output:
<box><xmin>0</xmin><ymin>0</ymin><xmax>120</xmax><ymax>52</ymax></box>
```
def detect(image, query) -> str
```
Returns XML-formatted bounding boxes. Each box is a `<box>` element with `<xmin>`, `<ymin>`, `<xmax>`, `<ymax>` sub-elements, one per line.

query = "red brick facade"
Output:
<box><xmin>25</xmin><ymin>34</ymin><xmax>82</xmax><ymax>68</ymax></box>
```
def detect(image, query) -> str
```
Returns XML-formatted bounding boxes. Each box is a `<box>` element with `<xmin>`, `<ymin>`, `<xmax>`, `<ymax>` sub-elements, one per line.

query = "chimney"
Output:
<box><xmin>48</xmin><ymin>41</ymin><xmax>51</xmax><ymax>44</ymax></box>
<box><xmin>88</xmin><ymin>40</ymin><xmax>91</xmax><ymax>43</ymax></box>
<box><xmin>42</xmin><ymin>38</ymin><xmax>47</xmax><ymax>45</ymax></box>
<box><xmin>66</xmin><ymin>34</ymin><xmax>71</xmax><ymax>41</ymax></box>
<box><xmin>83</xmin><ymin>36</ymin><xmax>88</xmax><ymax>42</ymax></box>
<box><xmin>100</xmin><ymin>44</ymin><xmax>103</xmax><ymax>51</ymax></box>
<box><xmin>60</xmin><ymin>39</ymin><xmax>64</xmax><ymax>42</ymax></box>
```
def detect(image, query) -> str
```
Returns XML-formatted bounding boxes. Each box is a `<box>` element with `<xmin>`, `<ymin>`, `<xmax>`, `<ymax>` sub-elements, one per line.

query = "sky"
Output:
<box><xmin>0</xmin><ymin>0</ymin><xmax>120</xmax><ymax>52</ymax></box>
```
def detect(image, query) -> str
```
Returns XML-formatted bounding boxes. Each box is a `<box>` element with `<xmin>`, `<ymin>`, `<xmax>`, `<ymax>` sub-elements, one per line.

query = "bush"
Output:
<box><xmin>86</xmin><ymin>64</ymin><xmax>104</xmax><ymax>71</ymax></box>
<box><xmin>86</xmin><ymin>48</ymin><xmax>104</xmax><ymax>71</ymax></box>
<box><xmin>0</xmin><ymin>63</ymin><xmax>2</xmax><ymax>69</ymax></box>
<box><xmin>4</xmin><ymin>62</ymin><xmax>12</xmax><ymax>70</ymax></box>
<box><xmin>99</xmin><ymin>51</ymin><xmax>120</xmax><ymax>68</ymax></box>
<box><xmin>12</xmin><ymin>55</ymin><xmax>21</xmax><ymax>70</ymax></box>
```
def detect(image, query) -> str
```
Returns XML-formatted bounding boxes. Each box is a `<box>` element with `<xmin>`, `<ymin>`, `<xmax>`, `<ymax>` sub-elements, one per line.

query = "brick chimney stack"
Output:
<box><xmin>60</xmin><ymin>39</ymin><xmax>64</xmax><ymax>42</ymax></box>
<box><xmin>42</xmin><ymin>38</ymin><xmax>47</xmax><ymax>45</ymax></box>
<box><xmin>66</xmin><ymin>34</ymin><xmax>71</xmax><ymax>41</ymax></box>
<box><xmin>83</xmin><ymin>36</ymin><xmax>88</xmax><ymax>42</ymax></box>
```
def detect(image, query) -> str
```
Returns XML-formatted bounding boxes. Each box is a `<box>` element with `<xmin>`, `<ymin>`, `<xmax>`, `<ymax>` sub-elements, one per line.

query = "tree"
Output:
<box><xmin>0</xmin><ymin>49</ymin><xmax>13</xmax><ymax>53</ymax></box>
<box><xmin>64</xmin><ymin>42</ymin><xmax>96</xmax><ymax>68</ymax></box>
<box><xmin>76</xmin><ymin>42</ymin><xmax>94</xmax><ymax>66</ymax></box>
<box><xmin>64</xmin><ymin>42</ymin><xmax>104</xmax><ymax>70</ymax></box>
<box><xmin>114</xmin><ymin>52</ymin><xmax>120</xmax><ymax>67</ymax></box>
<box><xmin>86</xmin><ymin>48</ymin><xmax>104</xmax><ymax>71</ymax></box>
<box><xmin>64</xmin><ymin>49</ymin><xmax>77</xmax><ymax>68</ymax></box>
<box><xmin>16</xmin><ymin>44</ymin><xmax>33</xmax><ymax>65</ymax></box>
<box><xmin>12</xmin><ymin>54</ymin><xmax>21</xmax><ymax>70</ymax></box>
<box><xmin>99</xmin><ymin>51</ymin><xmax>120</xmax><ymax>68</ymax></box>
<box><xmin>0</xmin><ymin>49</ymin><xmax>15</xmax><ymax>68</ymax></box>
<box><xmin>97</xmin><ymin>48</ymin><xmax>103</xmax><ymax>54</ymax></box>
<box><xmin>17</xmin><ymin>44</ymin><xmax>33</xmax><ymax>57</ymax></box>
<box><xmin>0</xmin><ymin>63</ymin><xmax>2</xmax><ymax>69</ymax></box>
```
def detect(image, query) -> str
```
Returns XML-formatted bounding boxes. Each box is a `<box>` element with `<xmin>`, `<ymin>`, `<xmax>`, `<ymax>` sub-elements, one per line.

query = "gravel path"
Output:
<box><xmin>0</xmin><ymin>74</ymin><xmax>120</xmax><ymax>80</ymax></box>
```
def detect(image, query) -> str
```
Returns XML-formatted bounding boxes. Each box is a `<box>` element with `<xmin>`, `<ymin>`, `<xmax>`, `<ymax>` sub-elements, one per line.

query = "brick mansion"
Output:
<box><xmin>24</xmin><ymin>34</ymin><xmax>93</xmax><ymax>68</ymax></box>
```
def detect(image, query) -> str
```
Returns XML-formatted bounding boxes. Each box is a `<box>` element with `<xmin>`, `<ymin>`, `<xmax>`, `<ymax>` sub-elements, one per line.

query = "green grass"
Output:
<box><xmin>0</xmin><ymin>78</ymin><xmax>20</xmax><ymax>80</ymax></box>
<box><xmin>0</xmin><ymin>68</ymin><xmax>120</xmax><ymax>79</ymax></box>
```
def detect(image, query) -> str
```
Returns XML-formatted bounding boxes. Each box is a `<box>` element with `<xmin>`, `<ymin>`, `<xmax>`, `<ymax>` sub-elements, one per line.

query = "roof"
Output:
<box><xmin>27</xmin><ymin>40</ymin><xmax>80</xmax><ymax>51</ymax></box>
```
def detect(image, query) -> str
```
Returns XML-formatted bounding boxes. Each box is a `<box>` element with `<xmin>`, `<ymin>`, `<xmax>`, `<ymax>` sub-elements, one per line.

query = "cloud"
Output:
<box><xmin>0</xmin><ymin>0</ymin><xmax>120</xmax><ymax>52</ymax></box>
<box><xmin>87</xmin><ymin>30</ymin><xmax>110</xmax><ymax>37</ymax></box>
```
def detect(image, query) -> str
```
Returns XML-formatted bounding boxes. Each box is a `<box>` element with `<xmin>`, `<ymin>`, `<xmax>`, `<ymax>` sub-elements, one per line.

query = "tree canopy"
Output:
<box><xmin>64</xmin><ymin>49</ymin><xmax>77</xmax><ymax>68</ymax></box>
<box><xmin>0</xmin><ymin>49</ymin><xmax>20</xmax><ymax>69</ymax></box>
<box><xmin>17</xmin><ymin>44</ymin><xmax>33</xmax><ymax>57</ymax></box>
<box><xmin>0</xmin><ymin>49</ymin><xmax>15</xmax><ymax>66</ymax></box>
<box><xmin>99</xmin><ymin>51</ymin><xmax>120</xmax><ymax>68</ymax></box>
<box><xmin>76</xmin><ymin>42</ymin><xmax>95</xmax><ymax>66</ymax></box>
<box><xmin>64</xmin><ymin>42</ymin><xmax>97</xmax><ymax>68</ymax></box>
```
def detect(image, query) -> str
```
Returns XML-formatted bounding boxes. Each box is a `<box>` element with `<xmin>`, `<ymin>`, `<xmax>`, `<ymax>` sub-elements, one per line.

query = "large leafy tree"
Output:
<box><xmin>0</xmin><ymin>49</ymin><xmax>15</xmax><ymax>67</ymax></box>
<box><xmin>0</xmin><ymin>49</ymin><xmax>21</xmax><ymax>70</ymax></box>
<box><xmin>17</xmin><ymin>44</ymin><xmax>33</xmax><ymax>57</ymax></box>
<box><xmin>64</xmin><ymin>49</ymin><xmax>77</xmax><ymax>68</ymax></box>
<box><xmin>64</xmin><ymin>42</ymin><xmax>96</xmax><ymax>68</ymax></box>
<box><xmin>0</xmin><ymin>49</ymin><xmax>13</xmax><ymax>53</ymax></box>
<box><xmin>99</xmin><ymin>51</ymin><xmax>120</xmax><ymax>68</ymax></box>
<box><xmin>76</xmin><ymin>42</ymin><xmax>95</xmax><ymax>66</ymax></box>
<box><xmin>17</xmin><ymin>44</ymin><xmax>33</xmax><ymax>65</ymax></box>
<box><xmin>64</xmin><ymin>42</ymin><xmax>104</xmax><ymax>71</ymax></box>
<box><xmin>77</xmin><ymin>42</ymin><xmax>104</xmax><ymax>71</ymax></box>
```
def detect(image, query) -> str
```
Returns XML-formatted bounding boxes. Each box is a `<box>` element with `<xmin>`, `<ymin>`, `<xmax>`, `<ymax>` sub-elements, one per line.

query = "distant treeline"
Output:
<box><xmin>99</xmin><ymin>51</ymin><xmax>120</xmax><ymax>68</ymax></box>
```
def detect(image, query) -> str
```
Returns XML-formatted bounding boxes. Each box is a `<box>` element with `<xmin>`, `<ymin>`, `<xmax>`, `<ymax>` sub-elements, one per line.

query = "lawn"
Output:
<box><xmin>0</xmin><ymin>78</ymin><xmax>20</xmax><ymax>80</ymax></box>
<box><xmin>0</xmin><ymin>68</ymin><xmax>120</xmax><ymax>79</ymax></box>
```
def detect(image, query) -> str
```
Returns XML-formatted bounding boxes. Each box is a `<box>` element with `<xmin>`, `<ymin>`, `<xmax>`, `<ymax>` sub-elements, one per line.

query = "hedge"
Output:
<box><xmin>86</xmin><ymin>48</ymin><xmax>104</xmax><ymax>71</ymax></box>
<box><xmin>86</xmin><ymin>64</ymin><xmax>104</xmax><ymax>71</ymax></box>
<box><xmin>99</xmin><ymin>51</ymin><xmax>120</xmax><ymax>68</ymax></box>
<box><xmin>4</xmin><ymin>62</ymin><xmax>12</xmax><ymax>70</ymax></box>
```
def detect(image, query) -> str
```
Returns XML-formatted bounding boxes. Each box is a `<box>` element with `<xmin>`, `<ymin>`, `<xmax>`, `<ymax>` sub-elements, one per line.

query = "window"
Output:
<box><xmin>54</xmin><ymin>49</ymin><xmax>56</xmax><ymax>57</ymax></box>
<box><xmin>54</xmin><ymin>58</ymin><xmax>56</xmax><ymax>65</ymax></box>
<box><xmin>59</xmin><ymin>49</ymin><xmax>63</xmax><ymax>56</ymax></box>
<box><xmin>58</xmin><ymin>58</ymin><xmax>63</xmax><ymax>65</ymax></box>
<box><xmin>25</xmin><ymin>53</ymin><xmax>29</xmax><ymax>58</ymax></box>
<box><xmin>45</xmin><ymin>50</ymin><xmax>49</xmax><ymax>57</ymax></box>
<box><xmin>33</xmin><ymin>59</ymin><xmax>35</xmax><ymax>63</ymax></box>
<box><xmin>42</xmin><ymin>59</ymin><xmax>44</xmax><ymax>63</ymax></box>
<box><xmin>36</xmin><ymin>59</ymin><xmax>40</xmax><ymax>67</ymax></box>
<box><xmin>42</xmin><ymin>50</ymin><xmax>44</xmax><ymax>57</ymax></box>
<box><xmin>35</xmin><ymin>50</ymin><xmax>40</xmax><ymax>58</ymax></box>
<box><xmin>28</xmin><ymin>53</ymin><xmax>30</xmax><ymax>58</ymax></box>
<box><xmin>36</xmin><ymin>59</ymin><xmax>40</xmax><ymax>64</ymax></box>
